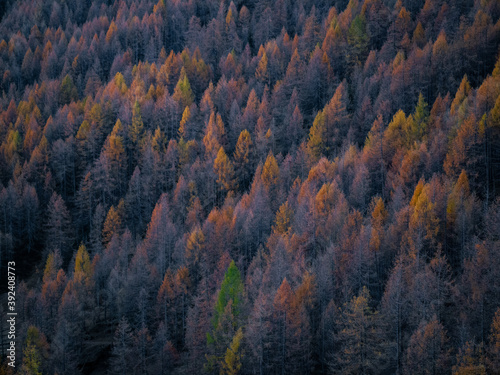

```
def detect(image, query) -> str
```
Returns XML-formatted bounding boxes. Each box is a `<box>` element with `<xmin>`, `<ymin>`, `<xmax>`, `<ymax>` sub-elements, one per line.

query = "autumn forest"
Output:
<box><xmin>0</xmin><ymin>0</ymin><xmax>500</xmax><ymax>373</ymax></box>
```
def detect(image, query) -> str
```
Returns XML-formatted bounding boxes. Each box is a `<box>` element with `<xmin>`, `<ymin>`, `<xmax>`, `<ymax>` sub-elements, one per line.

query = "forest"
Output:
<box><xmin>0</xmin><ymin>0</ymin><xmax>500</xmax><ymax>373</ymax></box>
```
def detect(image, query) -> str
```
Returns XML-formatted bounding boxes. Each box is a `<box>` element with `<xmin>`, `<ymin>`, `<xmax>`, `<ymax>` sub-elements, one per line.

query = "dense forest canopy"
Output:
<box><xmin>0</xmin><ymin>0</ymin><xmax>500</xmax><ymax>374</ymax></box>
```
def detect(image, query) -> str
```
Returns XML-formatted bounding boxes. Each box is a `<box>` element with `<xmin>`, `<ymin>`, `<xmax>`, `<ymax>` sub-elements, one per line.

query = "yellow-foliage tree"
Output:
<box><xmin>221</xmin><ymin>328</ymin><xmax>244</xmax><ymax>375</ymax></box>
<box><xmin>261</xmin><ymin>152</ymin><xmax>280</xmax><ymax>191</ymax></box>
<box><xmin>214</xmin><ymin>147</ymin><xmax>236</xmax><ymax>192</ymax></box>
<box><xmin>273</xmin><ymin>201</ymin><xmax>293</xmax><ymax>235</ymax></box>
<box><xmin>102</xmin><ymin>201</ymin><xmax>124</xmax><ymax>245</ymax></box>
<box><xmin>233</xmin><ymin>129</ymin><xmax>253</xmax><ymax>189</ymax></box>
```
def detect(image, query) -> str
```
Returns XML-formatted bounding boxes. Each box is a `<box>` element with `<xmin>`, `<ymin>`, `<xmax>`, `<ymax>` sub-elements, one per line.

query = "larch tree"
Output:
<box><xmin>129</xmin><ymin>101</ymin><xmax>145</xmax><ymax>163</ymax></box>
<box><xmin>322</xmin><ymin>81</ymin><xmax>350</xmax><ymax>156</ymax></box>
<box><xmin>286</xmin><ymin>105</ymin><xmax>304</xmax><ymax>151</ymax></box>
<box><xmin>406</xmin><ymin>180</ymin><xmax>439</xmax><ymax>263</ymax></box>
<box><xmin>109</xmin><ymin>317</ymin><xmax>135</xmax><ymax>375</ymax></box>
<box><xmin>124</xmin><ymin>166</ymin><xmax>144</xmax><ymax>235</ymax></box>
<box><xmin>173</xmin><ymin>67</ymin><xmax>194</xmax><ymax>109</ymax></box>
<box><xmin>20</xmin><ymin>326</ymin><xmax>49</xmax><ymax>375</ymax></box>
<box><xmin>347</xmin><ymin>14</ymin><xmax>369</xmax><ymax>71</ymax></box>
<box><xmin>233</xmin><ymin>129</ymin><xmax>253</xmax><ymax>190</ymax></box>
<box><xmin>269</xmin><ymin>277</ymin><xmax>312</xmax><ymax>375</ymax></box>
<box><xmin>383</xmin><ymin>110</ymin><xmax>410</xmax><ymax>163</ymax></box>
<box><xmin>443</xmin><ymin>114</ymin><xmax>485</xmax><ymax>193</ymax></box>
<box><xmin>412</xmin><ymin>22</ymin><xmax>426</xmax><ymax>48</ymax></box>
<box><xmin>273</xmin><ymin>201</ymin><xmax>294</xmax><ymax>235</ymax></box>
<box><xmin>203</xmin><ymin>111</ymin><xmax>226</xmax><ymax>161</ymax></box>
<box><xmin>59</xmin><ymin>75</ymin><xmax>78</xmax><ymax>106</ymax></box>
<box><xmin>178</xmin><ymin>105</ymin><xmax>191</xmax><ymax>140</ymax></box>
<box><xmin>453</xmin><ymin>341</ymin><xmax>487</xmax><ymax>375</ymax></box>
<box><xmin>450</xmin><ymin>75</ymin><xmax>471</xmax><ymax>118</ymax></box>
<box><xmin>261</xmin><ymin>152</ymin><xmax>280</xmax><ymax>192</ymax></box>
<box><xmin>135</xmin><ymin>325</ymin><xmax>152</xmax><ymax>375</ymax></box>
<box><xmin>102</xmin><ymin>201</ymin><xmax>124</xmax><ymax>246</ymax></box>
<box><xmin>73</xmin><ymin>243</ymin><xmax>94</xmax><ymax>311</ymax></box>
<box><xmin>446</xmin><ymin>170</ymin><xmax>477</xmax><ymax>267</ymax></box>
<box><xmin>241</xmin><ymin>89</ymin><xmax>259</xmax><ymax>135</ymax></box>
<box><xmin>363</xmin><ymin>114</ymin><xmax>386</xmax><ymax>197</ymax></box>
<box><xmin>206</xmin><ymin>260</ymin><xmax>245</xmax><ymax>374</ymax></box>
<box><xmin>221</xmin><ymin>327</ymin><xmax>244</xmax><ymax>375</ymax></box>
<box><xmin>245</xmin><ymin>289</ymin><xmax>272</xmax><ymax>374</ymax></box>
<box><xmin>52</xmin><ymin>295</ymin><xmax>82</xmax><ymax>375</ymax></box>
<box><xmin>307</xmin><ymin>110</ymin><xmax>327</xmax><ymax>162</ymax></box>
<box><xmin>186</xmin><ymin>278</ymin><xmax>213</xmax><ymax>371</ymax></box>
<box><xmin>487</xmin><ymin>308</ymin><xmax>500</xmax><ymax>373</ymax></box>
<box><xmin>41</xmin><ymin>250</ymin><xmax>66</xmax><ymax>329</ymax></box>
<box><xmin>369</xmin><ymin>196</ymin><xmax>388</xmax><ymax>299</ymax></box>
<box><xmin>332</xmin><ymin>286</ymin><xmax>389</xmax><ymax>375</ymax></box>
<box><xmin>156</xmin><ymin>269</ymin><xmax>176</xmax><ymax>340</ymax></box>
<box><xmin>403</xmin><ymin>317</ymin><xmax>450</xmax><ymax>375</ymax></box>
<box><xmin>410</xmin><ymin>93</ymin><xmax>430</xmax><ymax>143</ymax></box>
<box><xmin>102</xmin><ymin>119</ymin><xmax>127</xmax><ymax>200</ymax></box>
<box><xmin>214</xmin><ymin>146</ymin><xmax>236</xmax><ymax>194</ymax></box>
<box><xmin>303</xmin><ymin>46</ymin><xmax>329</xmax><ymax>113</ymax></box>
<box><xmin>255</xmin><ymin>51</ymin><xmax>269</xmax><ymax>86</ymax></box>
<box><xmin>45</xmin><ymin>192</ymin><xmax>72</xmax><ymax>260</ymax></box>
<box><xmin>21</xmin><ymin>184</ymin><xmax>39</xmax><ymax>253</ymax></box>
<box><xmin>284</xmin><ymin>49</ymin><xmax>304</xmax><ymax>96</ymax></box>
<box><xmin>143</xmin><ymin>193</ymin><xmax>177</xmax><ymax>275</ymax></box>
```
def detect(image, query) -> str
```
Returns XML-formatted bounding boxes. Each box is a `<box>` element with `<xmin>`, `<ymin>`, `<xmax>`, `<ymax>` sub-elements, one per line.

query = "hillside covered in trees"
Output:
<box><xmin>1</xmin><ymin>0</ymin><xmax>500</xmax><ymax>373</ymax></box>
